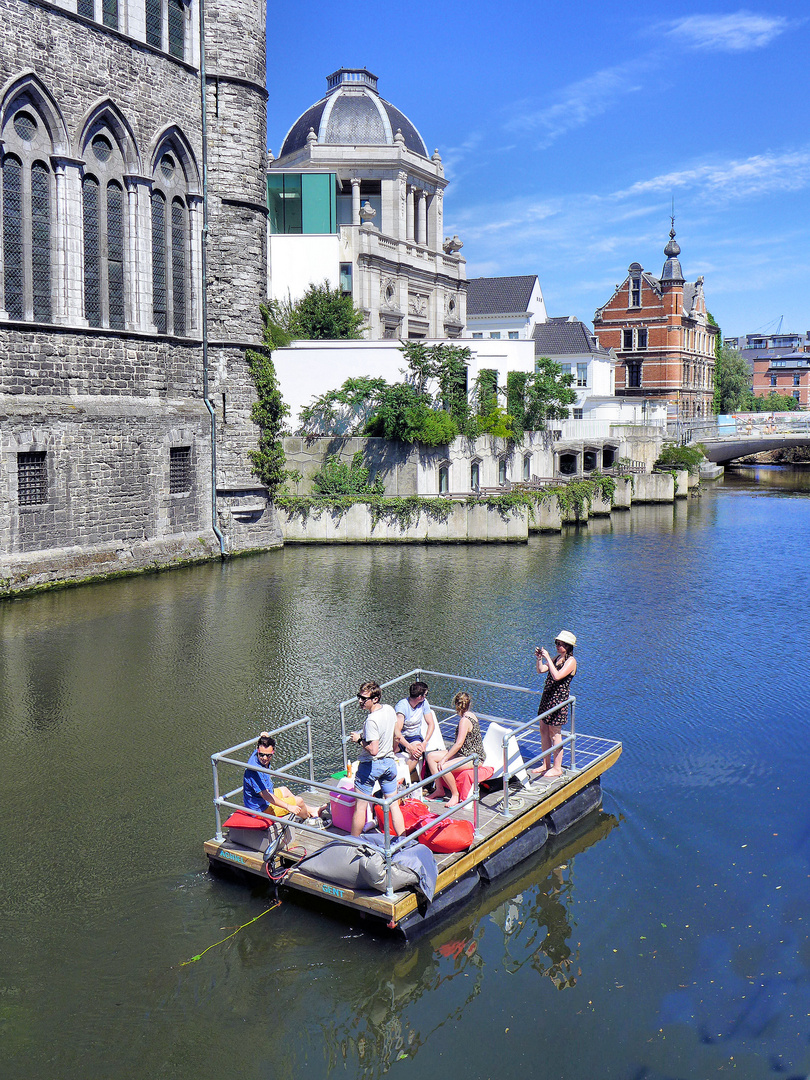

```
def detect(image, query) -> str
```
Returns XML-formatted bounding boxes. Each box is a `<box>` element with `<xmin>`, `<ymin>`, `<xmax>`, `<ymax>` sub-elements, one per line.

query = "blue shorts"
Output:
<box><xmin>355</xmin><ymin>757</ymin><xmax>398</xmax><ymax>797</ymax></box>
<box><xmin>403</xmin><ymin>733</ymin><xmax>422</xmax><ymax>744</ymax></box>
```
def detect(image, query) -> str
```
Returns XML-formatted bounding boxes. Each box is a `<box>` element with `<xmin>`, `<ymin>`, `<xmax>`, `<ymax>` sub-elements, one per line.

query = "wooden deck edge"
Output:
<box><xmin>393</xmin><ymin>743</ymin><xmax>623</xmax><ymax>919</ymax></box>
<box><xmin>205</xmin><ymin>743</ymin><xmax>622</xmax><ymax>925</ymax></box>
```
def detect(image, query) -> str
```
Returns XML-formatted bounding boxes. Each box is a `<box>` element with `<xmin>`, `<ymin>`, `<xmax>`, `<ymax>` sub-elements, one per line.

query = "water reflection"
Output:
<box><xmin>311</xmin><ymin>810</ymin><xmax>619</xmax><ymax>1079</ymax></box>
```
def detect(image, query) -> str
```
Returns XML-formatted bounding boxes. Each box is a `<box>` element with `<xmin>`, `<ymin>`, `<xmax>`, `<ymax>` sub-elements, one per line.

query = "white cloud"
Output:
<box><xmin>663</xmin><ymin>11</ymin><xmax>791</xmax><ymax>52</ymax></box>
<box><xmin>615</xmin><ymin>149</ymin><xmax>810</xmax><ymax>202</ymax></box>
<box><xmin>504</xmin><ymin>63</ymin><xmax>646</xmax><ymax>148</ymax></box>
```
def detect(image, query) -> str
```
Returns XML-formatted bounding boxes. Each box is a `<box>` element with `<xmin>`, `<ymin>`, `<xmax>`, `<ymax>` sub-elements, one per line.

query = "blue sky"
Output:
<box><xmin>266</xmin><ymin>2</ymin><xmax>808</xmax><ymax>339</ymax></box>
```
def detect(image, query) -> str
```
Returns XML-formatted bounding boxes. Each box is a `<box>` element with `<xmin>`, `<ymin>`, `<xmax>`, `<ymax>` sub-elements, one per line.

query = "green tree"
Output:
<box><xmin>297</xmin><ymin>376</ymin><xmax>388</xmax><ymax>435</ymax></box>
<box><xmin>363</xmin><ymin>382</ymin><xmax>458</xmax><ymax>446</ymax></box>
<box><xmin>522</xmin><ymin>357</ymin><xmax>577</xmax><ymax>430</ymax></box>
<box><xmin>713</xmin><ymin>344</ymin><xmax>754</xmax><ymax>414</ymax></box>
<box><xmin>477</xmin><ymin>403</ymin><xmax>519</xmax><ymax>439</ymax></box>
<box><xmin>750</xmin><ymin>392</ymin><xmax>800</xmax><ymax>412</ymax></box>
<box><xmin>401</xmin><ymin>341</ymin><xmax>476</xmax><ymax>434</ymax></box>
<box><xmin>288</xmin><ymin>281</ymin><xmax>365</xmax><ymax>340</ymax></box>
<box><xmin>476</xmin><ymin>369</ymin><xmax>499</xmax><ymax>415</ymax></box>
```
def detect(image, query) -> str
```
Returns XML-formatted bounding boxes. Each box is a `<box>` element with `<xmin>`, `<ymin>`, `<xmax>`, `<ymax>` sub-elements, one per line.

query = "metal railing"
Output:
<box><xmin>212</xmin><ymin>669</ymin><xmax>584</xmax><ymax>897</ymax></box>
<box><xmin>211</xmin><ymin>733</ymin><xmax>482</xmax><ymax>900</ymax></box>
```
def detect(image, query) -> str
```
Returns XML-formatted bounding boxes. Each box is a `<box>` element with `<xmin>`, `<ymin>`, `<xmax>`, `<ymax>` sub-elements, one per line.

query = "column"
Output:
<box><xmin>351</xmin><ymin>178</ymin><xmax>361</xmax><ymax>225</ymax></box>
<box><xmin>53</xmin><ymin>157</ymin><xmax>87</xmax><ymax>325</ymax></box>
<box><xmin>431</xmin><ymin>189</ymin><xmax>443</xmax><ymax>251</ymax></box>
<box><xmin>397</xmin><ymin>171</ymin><xmax>407</xmax><ymax>240</ymax></box>
<box><xmin>406</xmin><ymin>185</ymin><xmax>415</xmax><ymax>241</ymax></box>
<box><xmin>125</xmin><ymin>175</ymin><xmax>156</xmax><ymax>332</ymax></box>
<box><xmin>187</xmin><ymin>193</ymin><xmax>203</xmax><ymax>334</ymax></box>
<box><xmin>417</xmin><ymin>190</ymin><xmax>427</xmax><ymax>245</ymax></box>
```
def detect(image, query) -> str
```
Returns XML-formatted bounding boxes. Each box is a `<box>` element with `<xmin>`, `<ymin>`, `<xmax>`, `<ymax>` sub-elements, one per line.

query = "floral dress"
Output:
<box><xmin>538</xmin><ymin>655</ymin><xmax>575</xmax><ymax>726</ymax></box>
<box><xmin>455</xmin><ymin>712</ymin><xmax>485</xmax><ymax>760</ymax></box>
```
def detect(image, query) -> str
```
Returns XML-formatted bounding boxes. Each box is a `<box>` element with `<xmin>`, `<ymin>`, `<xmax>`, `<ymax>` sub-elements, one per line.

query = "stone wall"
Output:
<box><xmin>0</xmin><ymin>0</ymin><xmax>279</xmax><ymax>593</ymax></box>
<box><xmin>278</xmin><ymin>502</ymin><xmax>529</xmax><ymax>544</ymax></box>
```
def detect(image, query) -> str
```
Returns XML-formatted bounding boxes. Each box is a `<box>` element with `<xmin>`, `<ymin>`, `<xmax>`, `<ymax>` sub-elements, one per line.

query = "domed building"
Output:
<box><xmin>268</xmin><ymin>69</ymin><xmax>466</xmax><ymax>340</ymax></box>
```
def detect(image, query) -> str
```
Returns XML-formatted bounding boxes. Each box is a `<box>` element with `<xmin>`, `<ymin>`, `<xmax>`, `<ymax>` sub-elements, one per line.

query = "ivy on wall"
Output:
<box><xmin>276</xmin><ymin>475</ymin><xmax>619</xmax><ymax>530</ymax></box>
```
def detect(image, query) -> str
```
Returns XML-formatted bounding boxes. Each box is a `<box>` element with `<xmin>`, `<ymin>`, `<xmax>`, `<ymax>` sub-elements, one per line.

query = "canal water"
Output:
<box><xmin>2</xmin><ymin>466</ymin><xmax>809</xmax><ymax>1080</ymax></box>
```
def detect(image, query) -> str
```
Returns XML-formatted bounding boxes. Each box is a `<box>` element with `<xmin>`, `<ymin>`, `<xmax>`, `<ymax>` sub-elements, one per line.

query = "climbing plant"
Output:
<box><xmin>246</xmin><ymin>339</ymin><xmax>290</xmax><ymax>499</ymax></box>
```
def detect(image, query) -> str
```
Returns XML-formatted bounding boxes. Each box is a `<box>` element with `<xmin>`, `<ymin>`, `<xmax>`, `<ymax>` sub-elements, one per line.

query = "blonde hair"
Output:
<box><xmin>453</xmin><ymin>691</ymin><xmax>471</xmax><ymax>714</ymax></box>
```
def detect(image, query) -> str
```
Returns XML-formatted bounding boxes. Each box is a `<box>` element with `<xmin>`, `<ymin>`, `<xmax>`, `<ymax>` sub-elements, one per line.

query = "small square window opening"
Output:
<box><xmin>170</xmin><ymin>446</ymin><xmax>192</xmax><ymax>494</ymax></box>
<box><xmin>18</xmin><ymin>451</ymin><xmax>47</xmax><ymax>506</ymax></box>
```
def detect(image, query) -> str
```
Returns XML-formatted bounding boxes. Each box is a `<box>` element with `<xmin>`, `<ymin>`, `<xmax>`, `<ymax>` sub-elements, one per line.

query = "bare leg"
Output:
<box><xmin>350</xmin><ymin>792</ymin><xmax>368</xmax><ymax>836</ymax></box>
<box><xmin>390</xmin><ymin>798</ymin><xmax>406</xmax><ymax>838</ymax></box>
<box><xmin>438</xmin><ymin>758</ymin><xmax>461</xmax><ymax>806</ymax></box>
<box><xmin>279</xmin><ymin>786</ymin><xmax>319</xmax><ymax>820</ymax></box>
<box><xmin>544</xmin><ymin>726</ymin><xmax>564</xmax><ymax>778</ymax></box>
<box><xmin>531</xmin><ymin>724</ymin><xmax>552</xmax><ymax>778</ymax></box>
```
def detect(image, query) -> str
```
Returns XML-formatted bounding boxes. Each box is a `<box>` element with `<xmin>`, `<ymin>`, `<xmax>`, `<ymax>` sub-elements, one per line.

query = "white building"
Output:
<box><xmin>268</xmin><ymin>68</ymin><xmax>467</xmax><ymax>340</ymax></box>
<box><xmin>532</xmin><ymin>317</ymin><xmax>616</xmax><ymax>416</ymax></box>
<box><xmin>465</xmin><ymin>275</ymin><xmax>547</xmax><ymax>340</ymax></box>
<box><xmin>274</xmin><ymin>337</ymin><xmax>536</xmax><ymax>434</ymax></box>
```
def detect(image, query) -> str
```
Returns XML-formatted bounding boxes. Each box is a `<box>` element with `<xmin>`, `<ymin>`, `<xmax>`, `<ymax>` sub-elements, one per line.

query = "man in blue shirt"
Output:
<box><xmin>243</xmin><ymin>733</ymin><xmax>318</xmax><ymax>821</ymax></box>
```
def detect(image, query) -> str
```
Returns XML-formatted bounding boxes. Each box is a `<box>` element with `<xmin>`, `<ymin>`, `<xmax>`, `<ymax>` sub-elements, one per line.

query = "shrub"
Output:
<box><xmin>310</xmin><ymin>452</ymin><xmax>384</xmax><ymax>496</ymax></box>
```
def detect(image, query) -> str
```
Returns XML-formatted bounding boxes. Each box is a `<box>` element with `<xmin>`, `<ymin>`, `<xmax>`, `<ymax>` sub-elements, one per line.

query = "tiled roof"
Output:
<box><xmin>533</xmin><ymin>318</ymin><xmax>611</xmax><ymax>357</ymax></box>
<box><xmin>466</xmin><ymin>275</ymin><xmax>537</xmax><ymax>315</ymax></box>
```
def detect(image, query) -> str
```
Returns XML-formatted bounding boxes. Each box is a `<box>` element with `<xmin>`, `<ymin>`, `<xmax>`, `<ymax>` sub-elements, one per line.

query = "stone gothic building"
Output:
<box><xmin>0</xmin><ymin>0</ymin><xmax>279</xmax><ymax>592</ymax></box>
<box><xmin>268</xmin><ymin>68</ymin><xmax>467</xmax><ymax>341</ymax></box>
<box><xmin>593</xmin><ymin>227</ymin><xmax>718</xmax><ymax>420</ymax></box>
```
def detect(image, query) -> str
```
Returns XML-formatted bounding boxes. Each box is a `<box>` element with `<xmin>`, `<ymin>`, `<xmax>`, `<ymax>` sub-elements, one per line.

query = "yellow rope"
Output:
<box><xmin>179</xmin><ymin>901</ymin><xmax>281</xmax><ymax>966</ymax></box>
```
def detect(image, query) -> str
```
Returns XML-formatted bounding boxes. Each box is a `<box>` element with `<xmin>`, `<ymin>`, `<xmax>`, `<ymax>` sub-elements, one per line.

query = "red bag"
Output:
<box><xmin>223</xmin><ymin>811</ymin><xmax>269</xmax><ymax>830</ymax></box>
<box><xmin>374</xmin><ymin>797</ymin><xmax>436</xmax><ymax>835</ymax></box>
<box><xmin>419</xmin><ymin>817</ymin><xmax>475</xmax><ymax>854</ymax></box>
<box><xmin>455</xmin><ymin>766</ymin><xmax>495</xmax><ymax>802</ymax></box>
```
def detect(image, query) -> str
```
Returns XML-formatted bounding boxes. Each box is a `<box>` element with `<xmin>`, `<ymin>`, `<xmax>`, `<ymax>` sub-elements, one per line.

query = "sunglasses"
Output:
<box><xmin>357</xmin><ymin>694</ymin><xmax>375</xmax><ymax>703</ymax></box>
<box><xmin>256</xmin><ymin>750</ymin><xmax>273</xmax><ymax>758</ymax></box>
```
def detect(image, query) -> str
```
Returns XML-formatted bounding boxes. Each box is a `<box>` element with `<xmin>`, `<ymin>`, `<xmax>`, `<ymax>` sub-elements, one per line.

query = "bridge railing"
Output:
<box><xmin>672</xmin><ymin>414</ymin><xmax>810</xmax><ymax>444</ymax></box>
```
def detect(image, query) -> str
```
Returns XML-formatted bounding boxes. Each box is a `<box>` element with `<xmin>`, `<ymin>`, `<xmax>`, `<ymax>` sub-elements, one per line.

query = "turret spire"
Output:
<box><xmin>661</xmin><ymin>214</ymin><xmax>684</xmax><ymax>283</ymax></box>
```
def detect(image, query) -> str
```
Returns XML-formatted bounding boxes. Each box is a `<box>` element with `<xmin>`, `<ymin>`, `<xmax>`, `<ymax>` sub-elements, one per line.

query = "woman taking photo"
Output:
<box><xmin>530</xmin><ymin>630</ymin><xmax>577</xmax><ymax>780</ymax></box>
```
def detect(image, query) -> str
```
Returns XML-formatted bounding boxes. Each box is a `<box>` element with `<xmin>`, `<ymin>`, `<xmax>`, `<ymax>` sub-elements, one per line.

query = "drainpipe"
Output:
<box><xmin>199</xmin><ymin>0</ymin><xmax>226</xmax><ymax>557</ymax></box>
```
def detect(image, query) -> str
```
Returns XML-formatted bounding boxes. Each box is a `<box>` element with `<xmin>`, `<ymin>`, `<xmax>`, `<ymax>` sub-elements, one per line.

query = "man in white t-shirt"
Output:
<box><xmin>349</xmin><ymin>680</ymin><xmax>406</xmax><ymax>837</ymax></box>
<box><xmin>394</xmin><ymin>680</ymin><xmax>438</xmax><ymax>779</ymax></box>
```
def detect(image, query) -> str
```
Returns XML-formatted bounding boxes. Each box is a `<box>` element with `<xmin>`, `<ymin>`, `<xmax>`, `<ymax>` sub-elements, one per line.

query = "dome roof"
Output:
<box><xmin>279</xmin><ymin>69</ymin><xmax>429</xmax><ymax>159</ymax></box>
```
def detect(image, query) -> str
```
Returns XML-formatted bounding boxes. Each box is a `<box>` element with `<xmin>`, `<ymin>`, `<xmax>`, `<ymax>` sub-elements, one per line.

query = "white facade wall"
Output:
<box><xmin>275</xmin><ymin>338</ymin><xmax>537</xmax><ymax>432</ymax></box>
<box><xmin>268</xmin><ymin>234</ymin><xmax>340</xmax><ymax>304</ymax></box>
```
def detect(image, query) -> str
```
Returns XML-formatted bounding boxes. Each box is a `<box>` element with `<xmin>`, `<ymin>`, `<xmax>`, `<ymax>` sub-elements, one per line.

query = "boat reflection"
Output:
<box><xmin>319</xmin><ymin>809</ymin><xmax>620</xmax><ymax>1078</ymax></box>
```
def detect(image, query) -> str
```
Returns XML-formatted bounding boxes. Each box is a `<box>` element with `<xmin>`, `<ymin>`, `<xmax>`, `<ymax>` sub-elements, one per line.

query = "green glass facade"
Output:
<box><xmin>267</xmin><ymin>173</ymin><xmax>337</xmax><ymax>234</ymax></box>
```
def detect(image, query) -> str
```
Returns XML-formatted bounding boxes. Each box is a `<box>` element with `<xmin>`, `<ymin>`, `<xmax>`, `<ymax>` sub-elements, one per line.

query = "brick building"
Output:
<box><xmin>593</xmin><ymin>227</ymin><xmax>718</xmax><ymax>419</ymax></box>
<box><xmin>752</xmin><ymin>354</ymin><xmax>810</xmax><ymax>407</ymax></box>
<box><xmin>0</xmin><ymin>0</ymin><xmax>280</xmax><ymax>592</ymax></box>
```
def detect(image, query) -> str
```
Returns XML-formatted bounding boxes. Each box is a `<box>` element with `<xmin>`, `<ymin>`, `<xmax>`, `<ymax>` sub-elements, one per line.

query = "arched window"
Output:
<box><xmin>151</xmin><ymin>144</ymin><xmax>191</xmax><ymax>336</ymax></box>
<box><xmin>81</xmin><ymin>128</ymin><xmax>128</xmax><ymax>329</ymax></box>
<box><xmin>1</xmin><ymin>102</ymin><xmax>54</xmax><ymax>322</ymax></box>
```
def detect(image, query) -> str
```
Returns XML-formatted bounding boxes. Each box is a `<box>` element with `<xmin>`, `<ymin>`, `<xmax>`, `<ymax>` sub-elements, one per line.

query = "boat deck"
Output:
<box><xmin>204</xmin><ymin>733</ymin><xmax>621</xmax><ymax>929</ymax></box>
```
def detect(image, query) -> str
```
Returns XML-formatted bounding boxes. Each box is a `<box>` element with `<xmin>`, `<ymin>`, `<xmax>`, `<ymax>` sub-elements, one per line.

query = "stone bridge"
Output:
<box><xmin>678</xmin><ymin>417</ymin><xmax>810</xmax><ymax>464</ymax></box>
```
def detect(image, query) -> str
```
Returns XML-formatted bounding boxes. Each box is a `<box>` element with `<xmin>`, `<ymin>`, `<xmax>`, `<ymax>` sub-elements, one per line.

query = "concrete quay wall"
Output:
<box><xmin>278</xmin><ymin>502</ymin><xmax>530</xmax><ymax>544</ymax></box>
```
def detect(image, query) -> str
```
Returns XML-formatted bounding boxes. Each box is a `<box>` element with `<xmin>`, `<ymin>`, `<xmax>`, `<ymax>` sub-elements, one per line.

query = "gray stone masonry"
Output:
<box><xmin>0</xmin><ymin>0</ymin><xmax>279</xmax><ymax>593</ymax></box>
